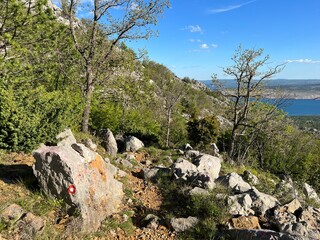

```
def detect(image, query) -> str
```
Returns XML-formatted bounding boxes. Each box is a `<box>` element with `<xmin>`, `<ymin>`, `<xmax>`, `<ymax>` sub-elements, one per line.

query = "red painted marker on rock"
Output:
<box><xmin>68</xmin><ymin>184</ymin><xmax>76</xmax><ymax>195</ymax></box>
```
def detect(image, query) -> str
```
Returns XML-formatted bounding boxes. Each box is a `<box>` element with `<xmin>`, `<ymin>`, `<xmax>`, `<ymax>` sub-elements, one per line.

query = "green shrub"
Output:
<box><xmin>0</xmin><ymin>86</ymin><xmax>81</xmax><ymax>152</ymax></box>
<box><xmin>187</xmin><ymin>115</ymin><xmax>220</xmax><ymax>150</ymax></box>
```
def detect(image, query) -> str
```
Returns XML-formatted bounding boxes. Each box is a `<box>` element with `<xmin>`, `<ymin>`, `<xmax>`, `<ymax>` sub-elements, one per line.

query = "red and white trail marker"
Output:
<box><xmin>68</xmin><ymin>184</ymin><xmax>76</xmax><ymax>195</ymax></box>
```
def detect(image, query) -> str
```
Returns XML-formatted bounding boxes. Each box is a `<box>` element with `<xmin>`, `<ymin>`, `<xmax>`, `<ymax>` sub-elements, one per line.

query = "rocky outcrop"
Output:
<box><xmin>227</xmin><ymin>186</ymin><xmax>279</xmax><ymax>216</ymax></box>
<box><xmin>172</xmin><ymin>154</ymin><xmax>222</xmax><ymax>189</ymax></box>
<box><xmin>32</xmin><ymin>130</ymin><xmax>124</xmax><ymax>233</ymax></box>
<box><xmin>271</xmin><ymin>199</ymin><xmax>320</xmax><ymax>239</ymax></box>
<box><xmin>102</xmin><ymin>128</ymin><xmax>118</xmax><ymax>157</ymax></box>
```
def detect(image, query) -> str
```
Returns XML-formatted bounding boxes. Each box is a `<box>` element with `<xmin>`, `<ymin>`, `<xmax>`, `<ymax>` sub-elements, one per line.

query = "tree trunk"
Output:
<box><xmin>229</xmin><ymin>128</ymin><xmax>236</xmax><ymax>159</ymax></box>
<box><xmin>165</xmin><ymin>108</ymin><xmax>172</xmax><ymax>148</ymax></box>
<box><xmin>81</xmin><ymin>68</ymin><xmax>94</xmax><ymax>133</ymax></box>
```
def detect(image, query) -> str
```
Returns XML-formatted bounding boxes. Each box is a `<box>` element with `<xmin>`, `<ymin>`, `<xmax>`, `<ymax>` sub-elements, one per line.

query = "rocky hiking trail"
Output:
<box><xmin>0</xmin><ymin>151</ymin><xmax>176</xmax><ymax>239</ymax></box>
<box><xmin>1</xmin><ymin>129</ymin><xmax>320</xmax><ymax>240</ymax></box>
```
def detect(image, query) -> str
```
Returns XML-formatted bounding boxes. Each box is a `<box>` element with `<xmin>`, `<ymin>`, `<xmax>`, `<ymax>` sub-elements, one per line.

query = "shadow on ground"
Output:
<box><xmin>0</xmin><ymin>163</ymin><xmax>39</xmax><ymax>190</ymax></box>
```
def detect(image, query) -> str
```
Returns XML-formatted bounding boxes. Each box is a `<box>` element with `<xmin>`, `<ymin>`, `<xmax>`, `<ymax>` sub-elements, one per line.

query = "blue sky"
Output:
<box><xmin>125</xmin><ymin>0</ymin><xmax>320</xmax><ymax>80</ymax></box>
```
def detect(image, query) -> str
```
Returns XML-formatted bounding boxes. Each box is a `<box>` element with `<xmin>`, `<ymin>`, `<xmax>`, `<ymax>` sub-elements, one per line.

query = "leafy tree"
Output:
<box><xmin>143</xmin><ymin>61</ymin><xmax>185</xmax><ymax>147</ymax></box>
<box><xmin>213</xmin><ymin>45</ymin><xmax>285</xmax><ymax>161</ymax></box>
<box><xmin>63</xmin><ymin>0</ymin><xmax>170</xmax><ymax>133</ymax></box>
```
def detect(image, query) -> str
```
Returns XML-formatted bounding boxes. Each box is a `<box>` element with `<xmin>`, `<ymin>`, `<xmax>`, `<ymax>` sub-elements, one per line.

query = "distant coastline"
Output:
<box><xmin>201</xmin><ymin>79</ymin><xmax>320</xmax><ymax>100</ymax></box>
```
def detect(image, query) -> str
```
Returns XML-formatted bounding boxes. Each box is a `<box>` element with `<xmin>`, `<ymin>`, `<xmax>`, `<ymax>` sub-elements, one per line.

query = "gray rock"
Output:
<box><xmin>228</xmin><ymin>187</ymin><xmax>280</xmax><ymax>217</ymax></box>
<box><xmin>276</xmin><ymin>178</ymin><xmax>299</xmax><ymax>200</ymax></box>
<box><xmin>23</xmin><ymin>212</ymin><xmax>45</xmax><ymax>232</ymax></box>
<box><xmin>228</xmin><ymin>193</ymin><xmax>255</xmax><ymax>216</ymax></box>
<box><xmin>185</xmin><ymin>150</ymin><xmax>200</xmax><ymax>159</ymax></box>
<box><xmin>211</xmin><ymin>143</ymin><xmax>221</xmax><ymax>157</ymax></box>
<box><xmin>33</xmin><ymin>138</ymin><xmax>124</xmax><ymax>233</ymax></box>
<box><xmin>1</xmin><ymin>204</ymin><xmax>26</xmax><ymax>221</ymax></box>
<box><xmin>170</xmin><ymin>216</ymin><xmax>199</xmax><ymax>232</ymax></box>
<box><xmin>303</xmin><ymin>183</ymin><xmax>320</xmax><ymax>203</ymax></box>
<box><xmin>243</xmin><ymin>170</ymin><xmax>259</xmax><ymax>185</ymax></box>
<box><xmin>299</xmin><ymin>206</ymin><xmax>320</xmax><ymax>239</ymax></box>
<box><xmin>217</xmin><ymin>115</ymin><xmax>233</xmax><ymax>130</ymax></box>
<box><xmin>56</xmin><ymin>128</ymin><xmax>77</xmax><ymax>146</ymax></box>
<box><xmin>71</xmin><ymin>143</ymin><xmax>97</xmax><ymax>163</ymax></box>
<box><xmin>194</xmin><ymin>172</ymin><xmax>216</xmax><ymax>189</ymax></box>
<box><xmin>83</xmin><ymin>139</ymin><xmax>97</xmax><ymax>152</ymax></box>
<box><xmin>141</xmin><ymin>214</ymin><xmax>160</xmax><ymax>230</ymax></box>
<box><xmin>142</xmin><ymin>167</ymin><xmax>171</xmax><ymax>180</ymax></box>
<box><xmin>224</xmin><ymin>229</ymin><xmax>304</xmax><ymax>240</ymax></box>
<box><xmin>249</xmin><ymin>187</ymin><xmax>280</xmax><ymax>215</ymax></box>
<box><xmin>102</xmin><ymin>129</ymin><xmax>118</xmax><ymax>157</ymax></box>
<box><xmin>281</xmin><ymin>222</ymin><xmax>309</xmax><ymax>237</ymax></box>
<box><xmin>189</xmin><ymin>187</ymin><xmax>210</xmax><ymax>196</ymax></box>
<box><xmin>125</xmin><ymin>153</ymin><xmax>136</xmax><ymax>161</ymax></box>
<box><xmin>105</xmin><ymin>162</ymin><xmax>127</xmax><ymax>178</ymax></box>
<box><xmin>193</xmin><ymin>154</ymin><xmax>221</xmax><ymax>181</ymax></box>
<box><xmin>185</xmin><ymin>143</ymin><xmax>193</xmax><ymax>150</ymax></box>
<box><xmin>218</xmin><ymin>172</ymin><xmax>252</xmax><ymax>193</ymax></box>
<box><xmin>172</xmin><ymin>158</ymin><xmax>198</xmax><ymax>181</ymax></box>
<box><xmin>125</xmin><ymin>136</ymin><xmax>144</xmax><ymax>152</ymax></box>
<box><xmin>142</xmin><ymin>167</ymin><xmax>160</xmax><ymax>180</ymax></box>
<box><xmin>1</xmin><ymin>204</ymin><xmax>44</xmax><ymax>240</ymax></box>
<box><xmin>115</xmin><ymin>158</ymin><xmax>133</xmax><ymax>169</ymax></box>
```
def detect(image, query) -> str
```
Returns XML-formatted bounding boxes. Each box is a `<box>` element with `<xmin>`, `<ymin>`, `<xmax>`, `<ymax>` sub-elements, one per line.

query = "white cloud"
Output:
<box><xmin>286</xmin><ymin>59</ymin><xmax>320</xmax><ymax>64</ymax></box>
<box><xmin>211</xmin><ymin>43</ymin><xmax>218</xmax><ymax>48</ymax></box>
<box><xmin>184</xmin><ymin>25</ymin><xmax>203</xmax><ymax>34</ymax></box>
<box><xmin>209</xmin><ymin>0</ymin><xmax>256</xmax><ymax>14</ymax></box>
<box><xmin>200</xmin><ymin>43</ymin><xmax>209</xmax><ymax>49</ymax></box>
<box><xmin>189</xmin><ymin>39</ymin><xmax>202</xmax><ymax>43</ymax></box>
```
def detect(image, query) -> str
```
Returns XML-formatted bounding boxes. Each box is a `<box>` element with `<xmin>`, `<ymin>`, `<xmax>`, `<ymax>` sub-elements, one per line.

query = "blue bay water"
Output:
<box><xmin>201</xmin><ymin>79</ymin><xmax>320</xmax><ymax>116</ymax></box>
<box><xmin>279</xmin><ymin>99</ymin><xmax>320</xmax><ymax>116</ymax></box>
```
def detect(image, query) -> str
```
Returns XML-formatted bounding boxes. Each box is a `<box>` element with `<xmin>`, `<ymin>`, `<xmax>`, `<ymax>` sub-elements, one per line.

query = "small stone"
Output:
<box><xmin>170</xmin><ymin>216</ymin><xmax>199</xmax><ymax>232</ymax></box>
<box><xmin>1</xmin><ymin>204</ymin><xmax>26</xmax><ymax>221</ymax></box>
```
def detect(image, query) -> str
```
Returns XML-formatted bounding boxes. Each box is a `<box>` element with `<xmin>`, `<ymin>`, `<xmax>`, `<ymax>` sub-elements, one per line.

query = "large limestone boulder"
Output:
<box><xmin>249</xmin><ymin>187</ymin><xmax>280</xmax><ymax>215</ymax></box>
<box><xmin>33</xmin><ymin>130</ymin><xmax>124</xmax><ymax>233</ymax></box>
<box><xmin>193</xmin><ymin>154</ymin><xmax>221</xmax><ymax>181</ymax></box>
<box><xmin>218</xmin><ymin>172</ymin><xmax>252</xmax><ymax>193</ymax></box>
<box><xmin>172</xmin><ymin>158</ymin><xmax>198</xmax><ymax>181</ymax></box>
<box><xmin>102</xmin><ymin>128</ymin><xmax>118</xmax><ymax>157</ymax></box>
<box><xmin>124</xmin><ymin>136</ymin><xmax>144</xmax><ymax>152</ymax></box>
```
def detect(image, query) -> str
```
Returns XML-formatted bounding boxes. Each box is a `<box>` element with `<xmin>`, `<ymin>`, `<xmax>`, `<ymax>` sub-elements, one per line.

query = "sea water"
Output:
<box><xmin>280</xmin><ymin>99</ymin><xmax>320</xmax><ymax>116</ymax></box>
